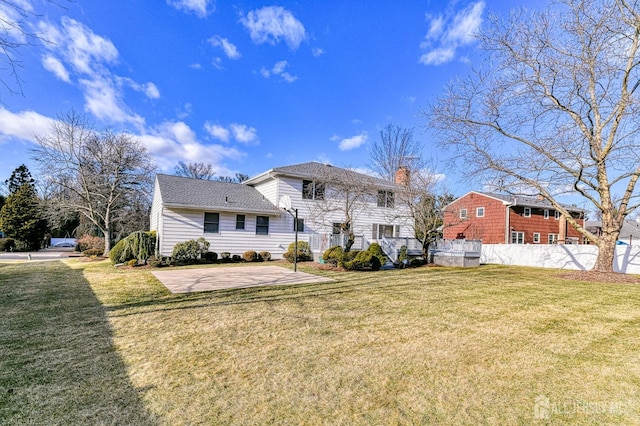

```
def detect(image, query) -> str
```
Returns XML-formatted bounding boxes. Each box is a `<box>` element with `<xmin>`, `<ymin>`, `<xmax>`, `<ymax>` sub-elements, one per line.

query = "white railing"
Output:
<box><xmin>380</xmin><ymin>236</ymin><xmax>398</xmax><ymax>263</ymax></box>
<box><xmin>310</xmin><ymin>233</ymin><xmax>369</xmax><ymax>253</ymax></box>
<box><xmin>432</xmin><ymin>239</ymin><xmax>482</xmax><ymax>256</ymax></box>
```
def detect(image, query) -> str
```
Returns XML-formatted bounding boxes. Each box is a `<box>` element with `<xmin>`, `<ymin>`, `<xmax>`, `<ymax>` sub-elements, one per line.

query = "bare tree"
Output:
<box><xmin>428</xmin><ymin>0</ymin><xmax>640</xmax><ymax>272</ymax></box>
<box><xmin>174</xmin><ymin>161</ymin><xmax>216</xmax><ymax>180</ymax></box>
<box><xmin>31</xmin><ymin>111</ymin><xmax>156</xmax><ymax>255</ymax></box>
<box><xmin>0</xmin><ymin>1</ymin><xmax>67</xmax><ymax>97</ymax></box>
<box><xmin>369</xmin><ymin>124</ymin><xmax>424</xmax><ymax>181</ymax></box>
<box><xmin>304</xmin><ymin>164</ymin><xmax>383</xmax><ymax>252</ymax></box>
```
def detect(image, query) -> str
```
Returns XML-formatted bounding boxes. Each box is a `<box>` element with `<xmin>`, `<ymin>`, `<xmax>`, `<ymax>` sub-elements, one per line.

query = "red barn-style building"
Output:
<box><xmin>443</xmin><ymin>192</ymin><xmax>585</xmax><ymax>244</ymax></box>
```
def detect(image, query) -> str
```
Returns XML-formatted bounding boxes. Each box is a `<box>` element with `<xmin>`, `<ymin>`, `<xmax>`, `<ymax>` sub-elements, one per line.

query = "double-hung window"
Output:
<box><xmin>377</xmin><ymin>190</ymin><xmax>394</xmax><ymax>208</ymax></box>
<box><xmin>511</xmin><ymin>231</ymin><xmax>524</xmax><ymax>244</ymax></box>
<box><xmin>302</xmin><ymin>180</ymin><xmax>325</xmax><ymax>200</ymax></box>
<box><xmin>460</xmin><ymin>208</ymin><xmax>468</xmax><ymax>219</ymax></box>
<box><xmin>236</xmin><ymin>214</ymin><xmax>245</xmax><ymax>230</ymax></box>
<box><xmin>524</xmin><ymin>207</ymin><xmax>531</xmax><ymax>217</ymax></box>
<box><xmin>256</xmin><ymin>216</ymin><xmax>269</xmax><ymax>235</ymax></box>
<box><xmin>476</xmin><ymin>207</ymin><xmax>485</xmax><ymax>217</ymax></box>
<box><xmin>533</xmin><ymin>232</ymin><xmax>540</xmax><ymax>243</ymax></box>
<box><xmin>204</xmin><ymin>212</ymin><xmax>219</xmax><ymax>233</ymax></box>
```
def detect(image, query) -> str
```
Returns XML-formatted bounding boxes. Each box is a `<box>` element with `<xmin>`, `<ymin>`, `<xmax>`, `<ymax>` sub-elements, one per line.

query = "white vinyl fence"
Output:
<box><xmin>481</xmin><ymin>244</ymin><xmax>640</xmax><ymax>274</ymax></box>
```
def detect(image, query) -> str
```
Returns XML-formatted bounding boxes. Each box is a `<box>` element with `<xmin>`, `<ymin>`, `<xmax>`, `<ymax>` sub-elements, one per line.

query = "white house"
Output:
<box><xmin>150</xmin><ymin>162</ymin><xmax>414</xmax><ymax>259</ymax></box>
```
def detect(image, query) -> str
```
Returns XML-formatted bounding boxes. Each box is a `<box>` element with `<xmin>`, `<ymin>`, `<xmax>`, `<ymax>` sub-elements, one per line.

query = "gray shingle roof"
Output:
<box><xmin>478</xmin><ymin>192</ymin><xmax>584</xmax><ymax>212</ymax></box>
<box><xmin>156</xmin><ymin>174</ymin><xmax>277</xmax><ymax>213</ymax></box>
<box><xmin>250</xmin><ymin>161</ymin><xmax>396</xmax><ymax>189</ymax></box>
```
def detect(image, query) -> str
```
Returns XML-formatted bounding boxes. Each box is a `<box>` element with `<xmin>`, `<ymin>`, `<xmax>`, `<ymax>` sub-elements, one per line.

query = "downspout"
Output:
<box><xmin>505</xmin><ymin>204</ymin><xmax>511</xmax><ymax>244</ymax></box>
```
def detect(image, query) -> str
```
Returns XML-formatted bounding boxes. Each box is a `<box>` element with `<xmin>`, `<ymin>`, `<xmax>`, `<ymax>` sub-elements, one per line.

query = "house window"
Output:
<box><xmin>511</xmin><ymin>231</ymin><xmax>524</xmax><ymax>244</ymax></box>
<box><xmin>460</xmin><ymin>208</ymin><xmax>468</xmax><ymax>219</ymax></box>
<box><xmin>549</xmin><ymin>233</ymin><xmax>558</xmax><ymax>244</ymax></box>
<box><xmin>256</xmin><ymin>216</ymin><xmax>269</xmax><ymax>235</ymax></box>
<box><xmin>302</xmin><ymin>180</ymin><xmax>325</xmax><ymax>200</ymax></box>
<box><xmin>476</xmin><ymin>207</ymin><xmax>485</xmax><ymax>218</ymax></box>
<box><xmin>533</xmin><ymin>232</ymin><xmax>540</xmax><ymax>243</ymax></box>
<box><xmin>554</xmin><ymin>211</ymin><xmax>561</xmax><ymax>220</ymax></box>
<box><xmin>375</xmin><ymin>224</ymin><xmax>396</xmax><ymax>239</ymax></box>
<box><xmin>524</xmin><ymin>207</ymin><xmax>531</xmax><ymax>217</ymax></box>
<box><xmin>332</xmin><ymin>222</ymin><xmax>346</xmax><ymax>234</ymax></box>
<box><xmin>236</xmin><ymin>214</ymin><xmax>245</xmax><ymax>230</ymax></box>
<box><xmin>294</xmin><ymin>218</ymin><xmax>304</xmax><ymax>232</ymax></box>
<box><xmin>377</xmin><ymin>190</ymin><xmax>395</xmax><ymax>208</ymax></box>
<box><xmin>204</xmin><ymin>212</ymin><xmax>219</xmax><ymax>233</ymax></box>
<box><xmin>544</xmin><ymin>209</ymin><xmax>549</xmax><ymax>219</ymax></box>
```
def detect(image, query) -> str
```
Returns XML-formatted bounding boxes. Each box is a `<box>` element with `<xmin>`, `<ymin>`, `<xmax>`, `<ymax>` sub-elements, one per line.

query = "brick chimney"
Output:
<box><xmin>395</xmin><ymin>166</ymin><xmax>410</xmax><ymax>185</ymax></box>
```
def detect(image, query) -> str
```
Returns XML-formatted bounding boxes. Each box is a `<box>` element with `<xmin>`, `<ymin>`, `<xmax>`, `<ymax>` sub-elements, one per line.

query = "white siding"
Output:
<box><xmin>158</xmin><ymin>207</ymin><xmax>307</xmax><ymax>259</ymax></box>
<box><xmin>273</xmin><ymin>176</ymin><xmax>414</xmax><ymax>241</ymax></box>
<box><xmin>251</xmin><ymin>179</ymin><xmax>279</xmax><ymax>205</ymax></box>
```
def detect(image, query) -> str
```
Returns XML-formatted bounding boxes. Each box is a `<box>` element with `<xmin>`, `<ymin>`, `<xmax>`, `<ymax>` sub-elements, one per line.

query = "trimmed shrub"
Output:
<box><xmin>197</xmin><ymin>237</ymin><xmax>210</xmax><ymax>255</ymax></box>
<box><xmin>220</xmin><ymin>252</ymin><xmax>231</xmax><ymax>262</ymax></box>
<box><xmin>203</xmin><ymin>251</ymin><xmax>218</xmax><ymax>262</ymax></box>
<box><xmin>283</xmin><ymin>240</ymin><xmax>312</xmax><ymax>263</ymax></box>
<box><xmin>77</xmin><ymin>235</ymin><xmax>104</xmax><ymax>252</ymax></box>
<box><xmin>231</xmin><ymin>254</ymin><xmax>242</xmax><ymax>262</ymax></box>
<box><xmin>0</xmin><ymin>238</ymin><xmax>16</xmax><ymax>252</ymax></box>
<box><xmin>343</xmin><ymin>250</ymin><xmax>382</xmax><ymax>271</ymax></box>
<box><xmin>172</xmin><ymin>240</ymin><xmax>201</xmax><ymax>264</ymax></box>
<box><xmin>398</xmin><ymin>245</ymin><xmax>409</xmax><ymax>264</ymax></box>
<box><xmin>366</xmin><ymin>242</ymin><xmax>387</xmax><ymax>265</ymax></box>
<box><xmin>322</xmin><ymin>246</ymin><xmax>343</xmax><ymax>265</ymax></box>
<box><xmin>259</xmin><ymin>251</ymin><xmax>271</xmax><ymax>261</ymax></box>
<box><xmin>83</xmin><ymin>248</ymin><xmax>103</xmax><ymax>257</ymax></box>
<box><xmin>109</xmin><ymin>231</ymin><xmax>156</xmax><ymax>264</ymax></box>
<box><xmin>243</xmin><ymin>250</ymin><xmax>258</xmax><ymax>262</ymax></box>
<box><xmin>127</xmin><ymin>259</ymin><xmax>138</xmax><ymax>267</ymax></box>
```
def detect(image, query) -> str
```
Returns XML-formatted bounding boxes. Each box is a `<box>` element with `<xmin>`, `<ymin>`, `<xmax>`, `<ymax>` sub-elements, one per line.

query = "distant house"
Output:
<box><xmin>150</xmin><ymin>162</ymin><xmax>414</xmax><ymax>259</ymax></box>
<box><xmin>442</xmin><ymin>191</ymin><xmax>585</xmax><ymax>244</ymax></box>
<box><xmin>586</xmin><ymin>220</ymin><xmax>640</xmax><ymax>245</ymax></box>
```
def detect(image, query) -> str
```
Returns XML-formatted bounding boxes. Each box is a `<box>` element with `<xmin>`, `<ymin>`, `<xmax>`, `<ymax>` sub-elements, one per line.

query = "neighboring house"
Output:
<box><xmin>150</xmin><ymin>162</ymin><xmax>414</xmax><ymax>259</ymax></box>
<box><xmin>443</xmin><ymin>191</ymin><xmax>585</xmax><ymax>244</ymax></box>
<box><xmin>586</xmin><ymin>220</ymin><xmax>640</xmax><ymax>245</ymax></box>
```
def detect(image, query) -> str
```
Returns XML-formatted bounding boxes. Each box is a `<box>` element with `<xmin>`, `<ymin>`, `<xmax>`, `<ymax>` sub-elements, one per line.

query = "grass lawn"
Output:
<box><xmin>1</xmin><ymin>259</ymin><xmax>639</xmax><ymax>424</ymax></box>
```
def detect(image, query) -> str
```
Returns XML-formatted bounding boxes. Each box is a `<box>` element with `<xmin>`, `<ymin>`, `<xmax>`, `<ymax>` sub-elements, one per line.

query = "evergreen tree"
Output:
<box><xmin>5</xmin><ymin>164</ymin><xmax>35</xmax><ymax>194</ymax></box>
<box><xmin>0</xmin><ymin>184</ymin><xmax>47</xmax><ymax>250</ymax></box>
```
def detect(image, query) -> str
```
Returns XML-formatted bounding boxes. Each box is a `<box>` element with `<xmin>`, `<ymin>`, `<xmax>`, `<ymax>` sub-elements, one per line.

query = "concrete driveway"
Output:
<box><xmin>152</xmin><ymin>265</ymin><xmax>334</xmax><ymax>293</ymax></box>
<box><xmin>0</xmin><ymin>247</ymin><xmax>77</xmax><ymax>262</ymax></box>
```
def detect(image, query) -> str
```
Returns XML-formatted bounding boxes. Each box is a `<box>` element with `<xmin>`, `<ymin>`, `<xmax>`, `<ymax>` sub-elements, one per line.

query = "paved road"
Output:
<box><xmin>0</xmin><ymin>248</ymin><xmax>77</xmax><ymax>261</ymax></box>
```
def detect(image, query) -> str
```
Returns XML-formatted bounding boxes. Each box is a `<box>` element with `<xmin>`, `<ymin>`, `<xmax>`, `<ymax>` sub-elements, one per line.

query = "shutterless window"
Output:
<box><xmin>544</xmin><ymin>209</ymin><xmax>549</xmax><ymax>219</ymax></box>
<box><xmin>549</xmin><ymin>233</ymin><xmax>558</xmax><ymax>244</ymax></box>
<box><xmin>524</xmin><ymin>207</ymin><xmax>531</xmax><ymax>217</ymax></box>
<box><xmin>460</xmin><ymin>208</ymin><xmax>468</xmax><ymax>219</ymax></box>
<box><xmin>204</xmin><ymin>212</ymin><xmax>219</xmax><ymax>233</ymax></box>
<box><xmin>235</xmin><ymin>214</ymin><xmax>245</xmax><ymax>230</ymax></box>
<box><xmin>377</xmin><ymin>190</ymin><xmax>394</xmax><ymax>208</ymax></box>
<box><xmin>511</xmin><ymin>231</ymin><xmax>524</xmax><ymax>244</ymax></box>
<box><xmin>554</xmin><ymin>211</ymin><xmax>561</xmax><ymax>220</ymax></box>
<box><xmin>302</xmin><ymin>180</ymin><xmax>325</xmax><ymax>200</ymax></box>
<box><xmin>256</xmin><ymin>216</ymin><xmax>269</xmax><ymax>235</ymax></box>
<box><xmin>533</xmin><ymin>232</ymin><xmax>540</xmax><ymax>243</ymax></box>
<box><xmin>476</xmin><ymin>207</ymin><xmax>485</xmax><ymax>217</ymax></box>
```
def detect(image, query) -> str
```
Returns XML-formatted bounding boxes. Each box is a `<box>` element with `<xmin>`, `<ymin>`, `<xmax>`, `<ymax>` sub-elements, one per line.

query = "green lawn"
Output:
<box><xmin>1</xmin><ymin>260</ymin><xmax>639</xmax><ymax>424</ymax></box>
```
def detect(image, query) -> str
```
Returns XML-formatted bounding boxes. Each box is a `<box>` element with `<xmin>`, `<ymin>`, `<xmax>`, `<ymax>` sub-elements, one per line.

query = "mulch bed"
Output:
<box><xmin>555</xmin><ymin>270</ymin><xmax>640</xmax><ymax>284</ymax></box>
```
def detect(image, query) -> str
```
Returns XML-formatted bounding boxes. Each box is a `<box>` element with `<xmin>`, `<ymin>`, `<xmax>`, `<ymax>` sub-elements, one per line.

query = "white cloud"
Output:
<box><xmin>203</xmin><ymin>122</ymin><xmax>258</xmax><ymax>144</ymax></box>
<box><xmin>208</xmin><ymin>35</ymin><xmax>241</xmax><ymax>59</ymax></box>
<box><xmin>0</xmin><ymin>107</ymin><xmax>55</xmax><ymax>144</ymax></box>
<box><xmin>37</xmin><ymin>17</ymin><xmax>159</xmax><ymax>127</ymax></box>
<box><xmin>240</xmin><ymin>6</ymin><xmax>306</xmax><ymax>49</ymax></box>
<box><xmin>167</xmin><ymin>0</ymin><xmax>214</xmax><ymax>18</ymax></box>
<box><xmin>230</xmin><ymin>123</ymin><xmax>258</xmax><ymax>144</ymax></box>
<box><xmin>260</xmin><ymin>60</ymin><xmax>297</xmax><ymax>82</ymax></box>
<box><xmin>339</xmin><ymin>132</ymin><xmax>368</xmax><ymax>151</ymax></box>
<box><xmin>329</xmin><ymin>134</ymin><xmax>340</xmax><ymax>142</ymax></box>
<box><xmin>204</xmin><ymin>122</ymin><xmax>230</xmax><ymax>142</ymax></box>
<box><xmin>0</xmin><ymin>0</ymin><xmax>34</xmax><ymax>44</ymax></box>
<box><xmin>138</xmin><ymin>120</ymin><xmax>244</xmax><ymax>174</ymax></box>
<box><xmin>419</xmin><ymin>1</ymin><xmax>485</xmax><ymax>66</ymax></box>
<box><xmin>312</xmin><ymin>47</ymin><xmax>324</xmax><ymax>57</ymax></box>
<box><xmin>41</xmin><ymin>55</ymin><xmax>70</xmax><ymax>82</ymax></box>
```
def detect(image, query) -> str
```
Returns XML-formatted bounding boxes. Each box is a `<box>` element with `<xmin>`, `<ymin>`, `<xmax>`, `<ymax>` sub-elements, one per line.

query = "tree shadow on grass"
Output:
<box><xmin>0</xmin><ymin>261</ymin><xmax>158</xmax><ymax>424</ymax></box>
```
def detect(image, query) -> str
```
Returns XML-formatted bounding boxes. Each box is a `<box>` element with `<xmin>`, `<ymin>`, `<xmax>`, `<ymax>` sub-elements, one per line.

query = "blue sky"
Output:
<box><xmin>0</xmin><ymin>0</ymin><xmax>540</xmax><ymax>196</ymax></box>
